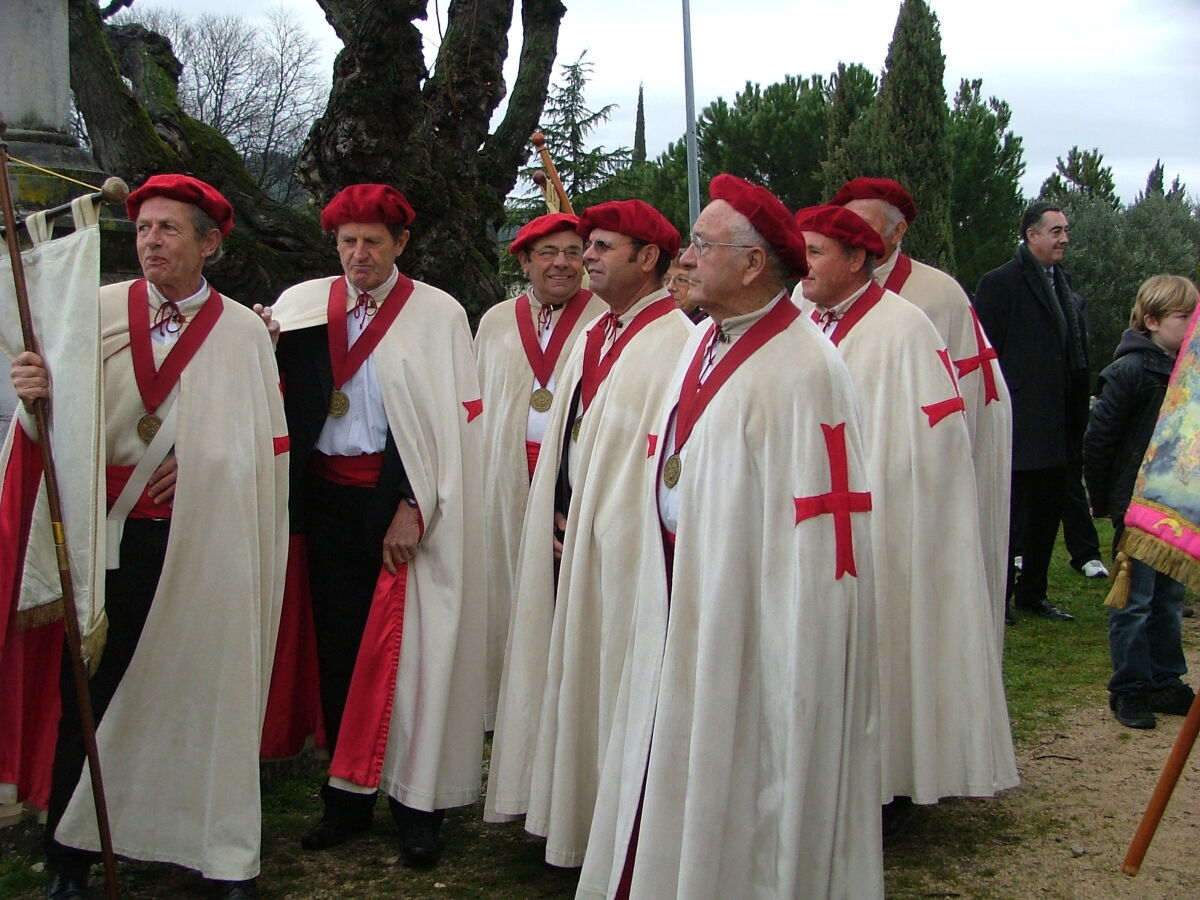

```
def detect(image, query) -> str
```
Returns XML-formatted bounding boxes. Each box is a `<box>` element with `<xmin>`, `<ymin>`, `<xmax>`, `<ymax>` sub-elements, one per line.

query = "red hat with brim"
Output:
<box><xmin>829</xmin><ymin>177</ymin><xmax>917</xmax><ymax>222</ymax></box>
<box><xmin>320</xmin><ymin>184</ymin><xmax>415</xmax><ymax>232</ymax></box>
<box><xmin>508</xmin><ymin>213</ymin><xmax>581</xmax><ymax>256</ymax></box>
<box><xmin>709</xmin><ymin>174</ymin><xmax>808</xmax><ymax>276</ymax></box>
<box><xmin>126</xmin><ymin>174</ymin><xmax>234</xmax><ymax>237</ymax></box>
<box><xmin>795</xmin><ymin>205</ymin><xmax>887</xmax><ymax>258</ymax></box>
<box><xmin>577</xmin><ymin>199</ymin><xmax>680</xmax><ymax>258</ymax></box>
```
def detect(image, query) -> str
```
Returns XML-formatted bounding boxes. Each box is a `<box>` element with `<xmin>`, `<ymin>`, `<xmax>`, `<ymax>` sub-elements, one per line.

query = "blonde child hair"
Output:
<box><xmin>1130</xmin><ymin>274</ymin><xmax>1198</xmax><ymax>332</ymax></box>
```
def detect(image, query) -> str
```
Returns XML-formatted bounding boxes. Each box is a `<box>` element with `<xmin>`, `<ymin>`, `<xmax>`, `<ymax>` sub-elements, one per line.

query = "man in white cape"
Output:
<box><xmin>474</xmin><ymin>213</ymin><xmax>604</xmax><ymax>730</ymax></box>
<box><xmin>268</xmin><ymin>183</ymin><xmax>485</xmax><ymax>867</ymax></box>
<box><xmin>485</xmin><ymin>200</ymin><xmax>692</xmax><ymax>867</ymax></box>
<box><xmin>578</xmin><ymin>175</ymin><xmax>882</xmax><ymax>899</ymax></box>
<box><xmin>794</xmin><ymin>204</ymin><xmax>1017</xmax><ymax>842</ymax></box>
<box><xmin>829</xmin><ymin>177</ymin><xmax>1013</xmax><ymax>649</ymax></box>
<box><xmin>8</xmin><ymin>175</ymin><xmax>288</xmax><ymax>899</ymax></box>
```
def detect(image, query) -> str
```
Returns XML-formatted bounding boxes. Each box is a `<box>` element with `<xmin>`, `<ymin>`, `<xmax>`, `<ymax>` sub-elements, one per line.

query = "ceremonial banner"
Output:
<box><xmin>0</xmin><ymin>200</ymin><xmax>103</xmax><ymax>812</ymax></box>
<box><xmin>1119</xmin><ymin>305</ymin><xmax>1200</xmax><ymax>595</ymax></box>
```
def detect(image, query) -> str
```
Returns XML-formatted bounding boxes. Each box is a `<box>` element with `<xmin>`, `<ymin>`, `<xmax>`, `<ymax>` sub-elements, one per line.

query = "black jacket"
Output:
<box><xmin>276</xmin><ymin>323</ymin><xmax>414</xmax><ymax>544</ymax></box>
<box><xmin>974</xmin><ymin>243</ymin><xmax>1090</xmax><ymax>470</ymax></box>
<box><xmin>1082</xmin><ymin>329</ymin><xmax>1174</xmax><ymax>523</ymax></box>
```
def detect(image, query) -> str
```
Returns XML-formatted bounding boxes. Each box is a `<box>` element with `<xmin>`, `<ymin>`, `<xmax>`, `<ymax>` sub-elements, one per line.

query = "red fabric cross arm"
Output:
<box><xmin>954</xmin><ymin>307</ymin><xmax>1002</xmax><ymax>404</ymax></box>
<box><xmin>794</xmin><ymin>422</ymin><xmax>872</xmax><ymax>579</ymax></box>
<box><xmin>921</xmin><ymin>348</ymin><xmax>967</xmax><ymax>428</ymax></box>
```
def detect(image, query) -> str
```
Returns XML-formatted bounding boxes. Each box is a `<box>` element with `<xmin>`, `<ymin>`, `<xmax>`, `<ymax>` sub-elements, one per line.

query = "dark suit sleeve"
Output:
<box><xmin>973</xmin><ymin>270</ymin><xmax>1011</xmax><ymax>358</ymax></box>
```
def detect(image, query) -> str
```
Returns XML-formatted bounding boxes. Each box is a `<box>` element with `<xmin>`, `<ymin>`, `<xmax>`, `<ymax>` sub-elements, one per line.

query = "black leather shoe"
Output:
<box><xmin>881</xmin><ymin>796</ymin><xmax>914</xmax><ymax>848</ymax></box>
<box><xmin>1111</xmin><ymin>693</ymin><xmax>1156</xmax><ymax>729</ymax></box>
<box><xmin>396</xmin><ymin>807</ymin><xmax>445</xmax><ymax>867</ymax></box>
<box><xmin>1018</xmin><ymin>598</ymin><xmax>1074</xmax><ymax>621</ymax></box>
<box><xmin>214</xmin><ymin>878</ymin><xmax>259</xmax><ymax>899</ymax></box>
<box><xmin>300</xmin><ymin>817</ymin><xmax>370</xmax><ymax>851</ymax></box>
<box><xmin>45</xmin><ymin>867</ymin><xmax>89</xmax><ymax>899</ymax></box>
<box><xmin>1149</xmin><ymin>683</ymin><xmax>1196</xmax><ymax>716</ymax></box>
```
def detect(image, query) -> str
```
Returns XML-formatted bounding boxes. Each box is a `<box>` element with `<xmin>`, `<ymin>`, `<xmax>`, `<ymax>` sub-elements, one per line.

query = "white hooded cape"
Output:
<box><xmin>474</xmin><ymin>288</ymin><xmax>606</xmax><ymax>730</ymax></box>
<box><xmin>486</xmin><ymin>289</ymin><xmax>693</xmax><ymax>866</ymax></box>
<box><xmin>876</xmin><ymin>252</ymin><xmax>1013</xmax><ymax>651</ymax></box>
<box><xmin>271</xmin><ymin>276</ymin><xmax>485</xmax><ymax>810</ymax></box>
<box><xmin>577</xmin><ymin>306</ymin><xmax>883</xmax><ymax>900</ymax></box>
<box><xmin>796</xmin><ymin>285</ymin><xmax>1017</xmax><ymax>804</ymax></box>
<box><xmin>55</xmin><ymin>282</ymin><xmax>289</xmax><ymax>881</ymax></box>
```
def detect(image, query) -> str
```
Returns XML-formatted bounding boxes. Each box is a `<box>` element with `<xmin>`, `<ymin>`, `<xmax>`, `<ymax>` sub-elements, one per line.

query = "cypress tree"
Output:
<box><xmin>633</xmin><ymin>84</ymin><xmax>647</xmax><ymax>165</ymax></box>
<box><xmin>872</xmin><ymin>0</ymin><xmax>955</xmax><ymax>269</ymax></box>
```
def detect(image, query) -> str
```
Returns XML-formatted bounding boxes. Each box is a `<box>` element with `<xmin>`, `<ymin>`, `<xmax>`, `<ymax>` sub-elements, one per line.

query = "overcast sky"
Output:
<box><xmin>134</xmin><ymin>0</ymin><xmax>1200</xmax><ymax>205</ymax></box>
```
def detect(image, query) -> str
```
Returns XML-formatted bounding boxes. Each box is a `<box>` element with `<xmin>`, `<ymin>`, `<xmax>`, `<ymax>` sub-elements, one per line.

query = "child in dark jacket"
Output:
<box><xmin>1084</xmin><ymin>274</ymin><xmax>1197</xmax><ymax>729</ymax></box>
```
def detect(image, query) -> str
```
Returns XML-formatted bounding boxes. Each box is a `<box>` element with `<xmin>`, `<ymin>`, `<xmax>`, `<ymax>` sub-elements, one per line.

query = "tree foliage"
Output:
<box><xmin>820</xmin><ymin>62</ymin><xmax>880</xmax><ymax>196</ymax></box>
<box><xmin>1055</xmin><ymin>173</ymin><xmax>1199</xmax><ymax>378</ymax></box>
<box><xmin>868</xmin><ymin>0</ymin><xmax>955</xmax><ymax>269</ymax></box>
<box><xmin>947</xmin><ymin>79</ymin><xmax>1025</xmax><ymax>291</ymax></box>
<box><xmin>1039</xmin><ymin>146</ymin><xmax>1119</xmax><ymax>209</ymax></box>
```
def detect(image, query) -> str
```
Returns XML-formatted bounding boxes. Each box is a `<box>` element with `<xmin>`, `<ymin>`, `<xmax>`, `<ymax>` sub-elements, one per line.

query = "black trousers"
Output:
<box><xmin>45</xmin><ymin>518</ymin><xmax>170</xmax><ymax>869</ymax></box>
<box><xmin>1008</xmin><ymin>467</ymin><xmax>1067</xmax><ymax>608</ymax></box>
<box><xmin>1061</xmin><ymin>460</ymin><xmax>1102</xmax><ymax>568</ymax></box>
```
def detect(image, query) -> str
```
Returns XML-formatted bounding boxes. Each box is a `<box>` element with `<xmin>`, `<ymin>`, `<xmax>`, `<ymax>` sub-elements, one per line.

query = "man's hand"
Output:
<box><xmin>382</xmin><ymin>502</ymin><xmax>422</xmax><ymax>574</ymax></box>
<box><xmin>11</xmin><ymin>351</ymin><xmax>50</xmax><ymax>408</ymax></box>
<box><xmin>252</xmin><ymin>303</ymin><xmax>281</xmax><ymax>348</ymax></box>
<box><xmin>552</xmin><ymin>511</ymin><xmax>568</xmax><ymax>560</ymax></box>
<box><xmin>147</xmin><ymin>455</ymin><xmax>178</xmax><ymax>507</ymax></box>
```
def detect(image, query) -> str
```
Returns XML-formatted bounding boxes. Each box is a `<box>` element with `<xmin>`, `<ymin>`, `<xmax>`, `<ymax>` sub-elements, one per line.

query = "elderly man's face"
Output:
<box><xmin>135</xmin><ymin>196</ymin><xmax>220</xmax><ymax>301</ymax></box>
<box><xmin>678</xmin><ymin>201</ymin><xmax>746</xmax><ymax>318</ymax></box>
<box><xmin>337</xmin><ymin>222</ymin><xmax>409</xmax><ymax>293</ymax></box>
<box><xmin>799</xmin><ymin>231</ymin><xmax>864</xmax><ymax>309</ymax></box>
<box><xmin>521</xmin><ymin>230</ymin><xmax>585</xmax><ymax>303</ymax></box>
<box><xmin>1025</xmin><ymin>210</ymin><xmax>1070</xmax><ymax>267</ymax></box>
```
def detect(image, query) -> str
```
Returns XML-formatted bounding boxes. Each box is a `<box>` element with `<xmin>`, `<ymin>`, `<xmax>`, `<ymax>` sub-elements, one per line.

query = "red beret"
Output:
<box><xmin>508</xmin><ymin>213</ymin><xmax>581</xmax><ymax>256</ymax></box>
<box><xmin>829</xmin><ymin>177</ymin><xmax>917</xmax><ymax>222</ymax></box>
<box><xmin>795</xmin><ymin>205</ymin><xmax>887</xmax><ymax>258</ymax></box>
<box><xmin>709</xmin><ymin>174</ymin><xmax>808</xmax><ymax>276</ymax></box>
<box><xmin>577</xmin><ymin>199</ymin><xmax>680</xmax><ymax>258</ymax></box>
<box><xmin>126</xmin><ymin>174</ymin><xmax>234</xmax><ymax>237</ymax></box>
<box><xmin>320</xmin><ymin>184</ymin><xmax>415</xmax><ymax>232</ymax></box>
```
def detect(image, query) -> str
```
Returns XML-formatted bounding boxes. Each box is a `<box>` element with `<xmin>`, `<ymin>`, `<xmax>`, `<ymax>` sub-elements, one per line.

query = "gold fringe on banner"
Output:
<box><xmin>1105</xmin><ymin>527</ymin><xmax>1200</xmax><ymax>610</ymax></box>
<box><xmin>16</xmin><ymin>601</ymin><xmax>107</xmax><ymax>674</ymax></box>
<box><xmin>15</xmin><ymin>597</ymin><xmax>63</xmax><ymax>630</ymax></box>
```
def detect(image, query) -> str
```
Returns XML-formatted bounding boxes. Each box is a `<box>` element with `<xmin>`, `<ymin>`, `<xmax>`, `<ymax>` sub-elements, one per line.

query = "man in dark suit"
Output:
<box><xmin>974</xmin><ymin>202</ymin><xmax>1090</xmax><ymax>622</ymax></box>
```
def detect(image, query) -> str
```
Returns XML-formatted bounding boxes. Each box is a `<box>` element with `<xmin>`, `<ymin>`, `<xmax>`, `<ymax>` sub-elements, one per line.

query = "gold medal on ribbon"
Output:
<box><xmin>571</xmin><ymin>417</ymin><xmax>582</xmax><ymax>442</ymax></box>
<box><xmin>530</xmin><ymin>387</ymin><xmax>553</xmax><ymax>412</ymax></box>
<box><xmin>329</xmin><ymin>388</ymin><xmax>350</xmax><ymax>418</ymax></box>
<box><xmin>137</xmin><ymin>413</ymin><xmax>162</xmax><ymax>444</ymax></box>
<box><xmin>662</xmin><ymin>454</ymin><xmax>682</xmax><ymax>488</ymax></box>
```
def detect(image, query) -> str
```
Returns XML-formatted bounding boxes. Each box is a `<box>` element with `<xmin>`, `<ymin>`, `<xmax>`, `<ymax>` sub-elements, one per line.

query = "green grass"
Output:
<box><xmin>3</xmin><ymin>522</ymin><xmax>1193</xmax><ymax>898</ymax></box>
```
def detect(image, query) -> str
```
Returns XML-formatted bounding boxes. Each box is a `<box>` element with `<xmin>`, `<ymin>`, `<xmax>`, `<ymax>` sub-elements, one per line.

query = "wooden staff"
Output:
<box><xmin>0</xmin><ymin>120</ymin><xmax>124</xmax><ymax>900</ymax></box>
<box><xmin>531</xmin><ymin>131</ymin><xmax>573</xmax><ymax>215</ymax></box>
<box><xmin>1121</xmin><ymin>687</ymin><xmax>1200</xmax><ymax>876</ymax></box>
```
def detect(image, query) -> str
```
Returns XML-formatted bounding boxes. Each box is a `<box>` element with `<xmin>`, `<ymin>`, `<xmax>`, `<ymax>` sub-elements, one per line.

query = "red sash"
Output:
<box><xmin>827</xmin><ymin>281</ymin><xmax>885</xmax><ymax>347</ymax></box>
<box><xmin>327</xmin><ymin>276</ymin><xmax>415</xmax><ymax>390</ymax></box>
<box><xmin>128</xmin><ymin>279</ymin><xmax>223</xmax><ymax>415</ymax></box>
<box><xmin>310</xmin><ymin>451</ymin><xmax>383</xmax><ymax>488</ymax></box>
<box><xmin>105</xmin><ymin>465</ymin><xmax>174</xmax><ymax>518</ymax></box>
<box><xmin>881</xmin><ymin>252</ymin><xmax>913</xmax><ymax>295</ymax></box>
<box><xmin>580</xmin><ymin>298</ymin><xmax>676</xmax><ymax>412</ymax></box>
<box><xmin>672</xmin><ymin>298</ymin><xmax>800</xmax><ymax>455</ymax></box>
<box><xmin>525</xmin><ymin>440</ymin><xmax>541</xmax><ymax>480</ymax></box>
<box><xmin>514</xmin><ymin>290</ymin><xmax>593</xmax><ymax>388</ymax></box>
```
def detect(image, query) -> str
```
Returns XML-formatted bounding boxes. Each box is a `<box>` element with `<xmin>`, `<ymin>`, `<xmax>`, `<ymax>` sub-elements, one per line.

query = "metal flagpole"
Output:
<box><xmin>681</xmin><ymin>0</ymin><xmax>701</xmax><ymax>226</ymax></box>
<box><xmin>0</xmin><ymin>119</ymin><xmax>124</xmax><ymax>900</ymax></box>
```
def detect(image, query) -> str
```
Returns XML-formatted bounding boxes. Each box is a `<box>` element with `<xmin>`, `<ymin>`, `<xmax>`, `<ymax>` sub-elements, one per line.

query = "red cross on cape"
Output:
<box><xmin>794</xmin><ymin>422</ymin><xmax>872</xmax><ymax>579</ymax></box>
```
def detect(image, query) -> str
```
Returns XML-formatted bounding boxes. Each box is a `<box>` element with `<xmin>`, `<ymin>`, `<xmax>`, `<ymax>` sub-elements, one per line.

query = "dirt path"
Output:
<box><xmin>891</xmin><ymin>654</ymin><xmax>1200</xmax><ymax>899</ymax></box>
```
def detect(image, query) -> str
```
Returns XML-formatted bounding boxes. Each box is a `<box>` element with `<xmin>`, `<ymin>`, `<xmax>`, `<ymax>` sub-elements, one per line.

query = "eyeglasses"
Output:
<box><xmin>688</xmin><ymin>235</ymin><xmax>755</xmax><ymax>256</ymax></box>
<box><xmin>531</xmin><ymin>246</ymin><xmax>584</xmax><ymax>261</ymax></box>
<box><xmin>583</xmin><ymin>239</ymin><xmax>633</xmax><ymax>255</ymax></box>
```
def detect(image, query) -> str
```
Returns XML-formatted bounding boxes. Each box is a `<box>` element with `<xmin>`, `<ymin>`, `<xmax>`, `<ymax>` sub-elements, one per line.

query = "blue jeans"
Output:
<box><xmin>1108</xmin><ymin>559</ymin><xmax>1187</xmax><ymax>696</ymax></box>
